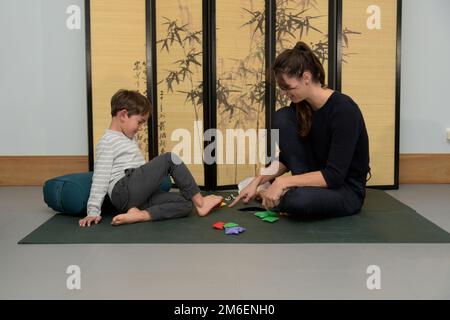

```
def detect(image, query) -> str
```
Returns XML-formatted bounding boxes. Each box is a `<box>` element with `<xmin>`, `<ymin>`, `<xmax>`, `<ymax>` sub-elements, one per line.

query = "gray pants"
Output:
<box><xmin>110</xmin><ymin>152</ymin><xmax>200</xmax><ymax>221</ymax></box>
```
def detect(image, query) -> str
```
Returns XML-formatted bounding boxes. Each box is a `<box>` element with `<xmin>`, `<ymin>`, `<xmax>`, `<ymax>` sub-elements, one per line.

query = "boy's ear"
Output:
<box><xmin>117</xmin><ymin>109</ymin><xmax>128</xmax><ymax>119</ymax></box>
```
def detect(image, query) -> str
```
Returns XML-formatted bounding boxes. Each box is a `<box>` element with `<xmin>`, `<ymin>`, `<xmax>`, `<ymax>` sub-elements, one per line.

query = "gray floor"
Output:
<box><xmin>0</xmin><ymin>185</ymin><xmax>449</xmax><ymax>300</ymax></box>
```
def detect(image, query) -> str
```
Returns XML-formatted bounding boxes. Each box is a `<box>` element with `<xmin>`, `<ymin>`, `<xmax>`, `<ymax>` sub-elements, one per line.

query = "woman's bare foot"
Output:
<box><xmin>194</xmin><ymin>194</ymin><xmax>223</xmax><ymax>217</ymax></box>
<box><xmin>254</xmin><ymin>182</ymin><xmax>271</xmax><ymax>201</ymax></box>
<box><xmin>111</xmin><ymin>207</ymin><xmax>151</xmax><ymax>226</ymax></box>
<box><xmin>256</xmin><ymin>184</ymin><xmax>289</xmax><ymax>201</ymax></box>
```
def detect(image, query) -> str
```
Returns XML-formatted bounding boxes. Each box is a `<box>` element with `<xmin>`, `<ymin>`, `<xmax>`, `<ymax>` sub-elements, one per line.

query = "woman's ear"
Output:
<box><xmin>302</xmin><ymin>71</ymin><xmax>312</xmax><ymax>85</ymax></box>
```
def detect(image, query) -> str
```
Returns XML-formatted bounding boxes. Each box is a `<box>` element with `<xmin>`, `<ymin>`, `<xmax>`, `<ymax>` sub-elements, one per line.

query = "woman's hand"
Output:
<box><xmin>229</xmin><ymin>178</ymin><xmax>259</xmax><ymax>208</ymax></box>
<box><xmin>261</xmin><ymin>178</ymin><xmax>285</xmax><ymax>209</ymax></box>
<box><xmin>79</xmin><ymin>215</ymin><xmax>102</xmax><ymax>227</ymax></box>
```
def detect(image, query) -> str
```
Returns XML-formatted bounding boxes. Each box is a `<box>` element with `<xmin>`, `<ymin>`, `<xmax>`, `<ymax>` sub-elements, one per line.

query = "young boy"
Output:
<box><xmin>79</xmin><ymin>89</ymin><xmax>223</xmax><ymax>227</ymax></box>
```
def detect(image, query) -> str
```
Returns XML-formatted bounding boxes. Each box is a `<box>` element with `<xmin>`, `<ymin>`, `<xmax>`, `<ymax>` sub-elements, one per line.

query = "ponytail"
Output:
<box><xmin>293</xmin><ymin>42</ymin><xmax>325</xmax><ymax>86</ymax></box>
<box><xmin>273</xmin><ymin>42</ymin><xmax>326</xmax><ymax>137</ymax></box>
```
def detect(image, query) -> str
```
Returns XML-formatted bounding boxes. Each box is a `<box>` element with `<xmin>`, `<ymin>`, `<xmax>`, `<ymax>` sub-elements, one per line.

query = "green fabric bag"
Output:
<box><xmin>43</xmin><ymin>172</ymin><xmax>172</xmax><ymax>215</ymax></box>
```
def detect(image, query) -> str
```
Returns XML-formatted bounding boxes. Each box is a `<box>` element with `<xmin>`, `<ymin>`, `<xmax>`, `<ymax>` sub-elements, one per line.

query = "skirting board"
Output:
<box><xmin>0</xmin><ymin>154</ymin><xmax>449</xmax><ymax>186</ymax></box>
<box><xmin>0</xmin><ymin>156</ymin><xmax>89</xmax><ymax>186</ymax></box>
<box><xmin>399</xmin><ymin>154</ymin><xmax>450</xmax><ymax>184</ymax></box>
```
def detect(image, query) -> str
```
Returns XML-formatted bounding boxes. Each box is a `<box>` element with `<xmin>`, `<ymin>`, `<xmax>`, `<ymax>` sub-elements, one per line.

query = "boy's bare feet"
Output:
<box><xmin>195</xmin><ymin>195</ymin><xmax>223</xmax><ymax>217</ymax></box>
<box><xmin>111</xmin><ymin>207</ymin><xmax>151</xmax><ymax>226</ymax></box>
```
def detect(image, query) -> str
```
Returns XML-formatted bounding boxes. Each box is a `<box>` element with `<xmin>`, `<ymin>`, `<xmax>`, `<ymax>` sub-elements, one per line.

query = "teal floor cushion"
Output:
<box><xmin>43</xmin><ymin>172</ymin><xmax>172</xmax><ymax>215</ymax></box>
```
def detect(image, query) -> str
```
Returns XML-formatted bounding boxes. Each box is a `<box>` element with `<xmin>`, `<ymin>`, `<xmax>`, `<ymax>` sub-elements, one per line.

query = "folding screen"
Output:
<box><xmin>87</xmin><ymin>0</ymin><xmax>148</xmax><ymax>168</ymax></box>
<box><xmin>155</xmin><ymin>0</ymin><xmax>204</xmax><ymax>185</ymax></box>
<box><xmin>275</xmin><ymin>0</ymin><xmax>330</xmax><ymax>110</ymax></box>
<box><xmin>341</xmin><ymin>0</ymin><xmax>400</xmax><ymax>187</ymax></box>
<box><xmin>86</xmin><ymin>0</ymin><xmax>401</xmax><ymax>189</ymax></box>
<box><xmin>215</xmin><ymin>0</ymin><xmax>266</xmax><ymax>186</ymax></box>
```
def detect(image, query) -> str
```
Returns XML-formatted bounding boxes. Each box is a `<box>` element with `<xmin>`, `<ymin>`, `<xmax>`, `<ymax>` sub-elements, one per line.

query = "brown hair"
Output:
<box><xmin>110</xmin><ymin>89</ymin><xmax>151</xmax><ymax>117</ymax></box>
<box><xmin>273</xmin><ymin>42</ymin><xmax>326</xmax><ymax>137</ymax></box>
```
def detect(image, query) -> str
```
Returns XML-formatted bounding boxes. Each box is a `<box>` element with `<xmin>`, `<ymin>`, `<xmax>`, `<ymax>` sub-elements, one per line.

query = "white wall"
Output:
<box><xmin>400</xmin><ymin>0</ymin><xmax>450</xmax><ymax>152</ymax></box>
<box><xmin>0</xmin><ymin>0</ymin><xmax>87</xmax><ymax>155</ymax></box>
<box><xmin>0</xmin><ymin>0</ymin><xmax>449</xmax><ymax>155</ymax></box>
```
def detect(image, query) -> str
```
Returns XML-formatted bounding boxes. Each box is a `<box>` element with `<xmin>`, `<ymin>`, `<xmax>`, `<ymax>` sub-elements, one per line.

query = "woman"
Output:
<box><xmin>230</xmin><ymin>41</ymin><xmax>370</xmax><ymax>219</ymax></box>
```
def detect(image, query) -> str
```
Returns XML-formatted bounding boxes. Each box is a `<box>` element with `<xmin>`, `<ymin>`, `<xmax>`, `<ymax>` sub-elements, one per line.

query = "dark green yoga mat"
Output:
<box><xmin>19</xmin><ymin>189</ymin><xmax>450</xmax><ymax>244</ymax></box>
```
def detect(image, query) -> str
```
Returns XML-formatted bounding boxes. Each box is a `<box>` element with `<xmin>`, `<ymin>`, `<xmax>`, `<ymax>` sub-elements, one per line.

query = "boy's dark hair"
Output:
<box><xmin>111</xmin><ymin>89</ymin><xmax>151</xmax><ymax>117</ymax></box>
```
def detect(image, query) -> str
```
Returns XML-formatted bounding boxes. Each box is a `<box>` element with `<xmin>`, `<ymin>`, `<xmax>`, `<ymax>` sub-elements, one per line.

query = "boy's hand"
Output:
<box><xmin>79</xmin><ymin>216</ymin><xmax>102</xmax><ymax>227</ymax></box>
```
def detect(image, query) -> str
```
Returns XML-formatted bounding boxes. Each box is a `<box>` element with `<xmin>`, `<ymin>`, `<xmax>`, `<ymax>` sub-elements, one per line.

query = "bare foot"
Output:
<box><xmin>195</xmin><ymin>195</ymin><xmax>223</xmax><ymax>217</ymax></box>
<box><xmin>255</xmin><ymin>188</ymin><xmax>267</xmax><ymax>201</ymax></box>
<box><xmin>257</xmin><ymin>182</ymin><xmax>271</xmax><ymax>193</ymax></box>
<box><xmin>111</xmin><ymin>207</ymin><xmax>151</xmax><ymax>226</ymax></box>
<box><xmin>256</xmin><ymin>185</ymin><xmax>289</xmax><ymax>201</ymax></box>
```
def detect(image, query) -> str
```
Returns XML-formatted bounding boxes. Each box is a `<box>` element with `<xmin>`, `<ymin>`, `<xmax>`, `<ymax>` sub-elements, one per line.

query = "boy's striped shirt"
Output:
<box><xmin>87</xmin><ymin>129</ymin><xmax>145</xmax><ymax>216</ymax></box>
